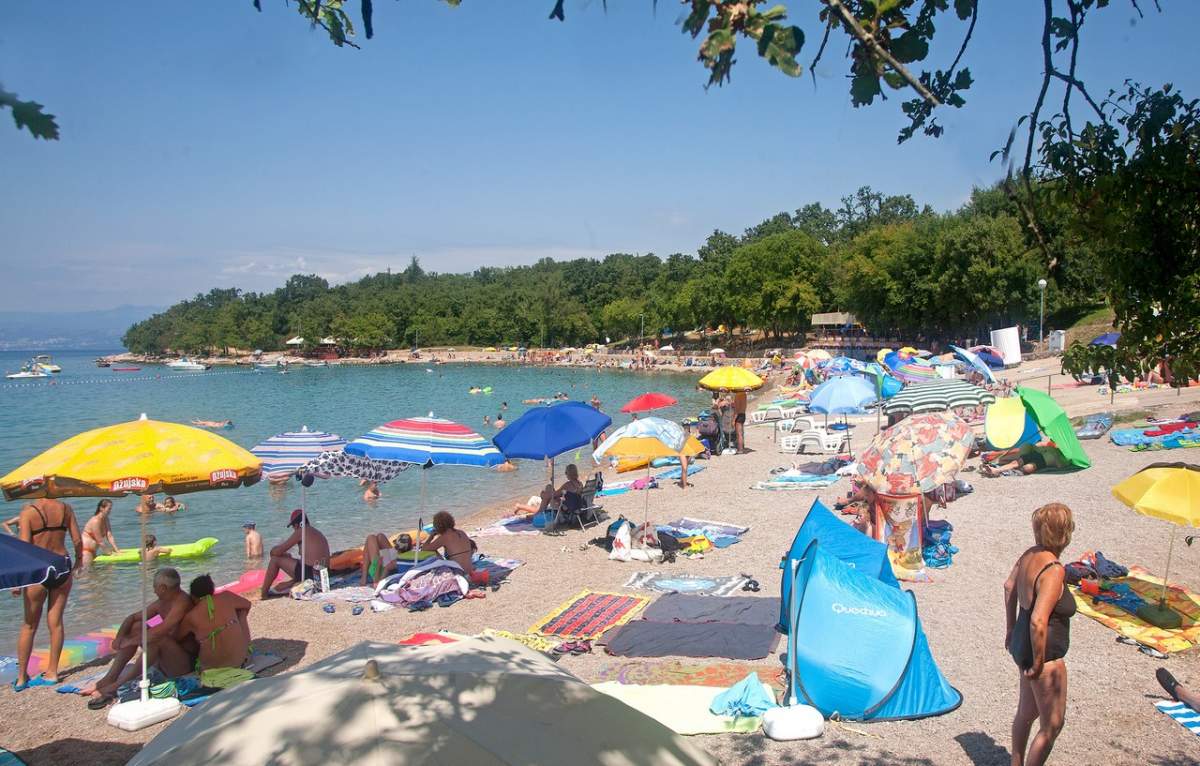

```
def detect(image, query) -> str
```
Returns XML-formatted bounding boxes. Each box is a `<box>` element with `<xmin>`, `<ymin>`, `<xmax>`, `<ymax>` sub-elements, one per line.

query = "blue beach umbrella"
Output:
<box><xmin>808</xmin><ymin>376</ymin><xmax>878</xmax><ymax>416</ymax></box>
<box><xmin>949</xmin><ymin>345</ymin><xmax>997</xmax><ymax>384</ymax></box>
<box><xmin>250</xmin><ymin>426</ymin><xmax>346</xmax><ymax>480</ymax></box>
<box><xmin>0</xmin><ymin>535</ymin><xmax>72</xmax><ymax>592</ymax></box>
<box><xmin>493</xmin><ymin>402</ymin><xmax>611</xmax><ymax>477</ymax></box>
<box><xmin>1091</xmin><ymin>332</ymin><xmax>1121</xmax><ymax>347</ymax></box>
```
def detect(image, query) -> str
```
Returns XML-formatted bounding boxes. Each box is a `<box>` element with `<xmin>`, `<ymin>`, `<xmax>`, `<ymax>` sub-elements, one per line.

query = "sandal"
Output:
<box><xmin>570</xmin><ymin>641</ymin><xmax>592</xmax><ymax>655</ymax></box>
<box><xmin>742</xmin><ymin>579</ymin><xmax>761</xmax><ymax>592</ymax></box>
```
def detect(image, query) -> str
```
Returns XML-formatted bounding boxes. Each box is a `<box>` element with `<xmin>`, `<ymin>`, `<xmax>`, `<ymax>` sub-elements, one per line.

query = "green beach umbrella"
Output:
<box><xmin>1014</xmin><ymin>386</ymin><xmax>1091</xmax><ymax>469</ymax></box>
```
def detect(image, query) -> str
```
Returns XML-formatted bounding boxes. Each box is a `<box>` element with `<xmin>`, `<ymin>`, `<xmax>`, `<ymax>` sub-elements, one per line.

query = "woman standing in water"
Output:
<box><xmin>80</xmin><ymin>499</ymin><xmax>121</xmax><ymax>570</ymax></box>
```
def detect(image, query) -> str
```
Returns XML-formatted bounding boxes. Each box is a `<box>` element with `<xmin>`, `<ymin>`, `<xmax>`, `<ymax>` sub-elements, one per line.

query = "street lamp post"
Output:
<box><xmin>638</xmin><ymin>313</ymin><xmax>645</xmax><ymax>348</ymax></box>
<box><xmin>1037</xmin><ymin>278</ymin><xmax>1048</xmax><ymax>348</ymax></box>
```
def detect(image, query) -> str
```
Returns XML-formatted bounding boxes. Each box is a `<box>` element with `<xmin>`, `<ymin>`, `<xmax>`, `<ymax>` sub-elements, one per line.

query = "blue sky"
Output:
<box><xmin>2</xmin><ymin>1</ymin><xmax>1196</xmax><ymax>311</ymax></box>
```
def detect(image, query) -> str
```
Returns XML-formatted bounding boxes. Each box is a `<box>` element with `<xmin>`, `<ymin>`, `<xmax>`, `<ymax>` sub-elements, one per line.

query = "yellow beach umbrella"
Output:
<box><xmin>0</xmin><ymin>414</ymin><xmax>261</xmax><ymax>719</ymax></box>
<box><xmin>697</xmin><ymin>366</ymin><xmax>763</xmax><ymax>392</ymax></box>
<box><xmin>1112</xmin><ymin>462</ymin><xmax>1200</xmax><ymax>628</ymax></box>
<box><xmin>1</xmin><ymin>414</ymin><xmax>262</xmax><ymax>500</ymax></box>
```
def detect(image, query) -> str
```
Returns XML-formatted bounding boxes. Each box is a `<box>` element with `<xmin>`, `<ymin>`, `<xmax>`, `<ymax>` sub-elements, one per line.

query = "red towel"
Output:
<box><xmin>1143</xmin><ymin>422</ymin><xmax>1197</xmax><ymax>437</ymax></box>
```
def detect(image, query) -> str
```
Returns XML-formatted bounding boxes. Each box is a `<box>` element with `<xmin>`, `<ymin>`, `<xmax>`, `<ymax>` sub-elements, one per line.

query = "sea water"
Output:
<box><xmin>0</xmin><ymin>350</ymin><xmax>710</xmax><ymax>648</ymax></box>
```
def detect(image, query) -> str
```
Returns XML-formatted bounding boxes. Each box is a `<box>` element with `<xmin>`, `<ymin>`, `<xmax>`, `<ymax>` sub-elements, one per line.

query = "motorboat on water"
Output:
<box><xmin>303</xmin><ymin>360</ymin><xmax>328</xmax><ymax>367</ymax></box>
<box><xmin>6</xmin><ymin>362</ymin><xmax>50</xmax><ymax>379</ymax></box>
<box><xmin>166</xmin><ymin>357</ymin><xmax>209</xmax><ymax>371</ymax></box>
<box><xmin>33</xmin><ymin>355</ymin><xmax>61</xmax><ymax>373</ymax></box>
<box><xmin>95</xmin><ymin>358</ymin><xmax>112</xmax><ymax>368</ymax></box>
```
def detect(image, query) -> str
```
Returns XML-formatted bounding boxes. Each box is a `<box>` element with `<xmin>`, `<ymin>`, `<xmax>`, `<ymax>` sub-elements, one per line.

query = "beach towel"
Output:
<box><xmin>472</xmin><ymin>556</ymin><xmax>524</xmax><ymax>583</ymax></box>
<box><xmin>655</xmin><ymin>464</ymin><xmax>706</xmax><ymax>481</ymax></box>
<box><xmin>479</xmin><ymin>629</ymin><xmax>560</xmax><ymax>653</ymax></box>
<box><xmin>303</xmin><ymin>585</ymin><xmax>379</xmax><ymax>603</ymax></box>
<box><xmin>592</xmin><ymin>682</ymin><xmax>766</xmax><ymax>735</ymax></box>
<box><xmin>1072</xmin><ymin>566</ymin><xmax>1200</xmax><ymax>653</ymax></box>
<box><xmin>603</xmin><ymin>621</ymin><xmax>780</xmax><ymax>660</ymax></box>
<box><xmin>752</xmin><ymin>476</ymin><xmax>841</xmax><ymax>491</ymax></box>
<box><xmin>0</xmin><ymin>748</ymin><xmax>25</xmax><ymax>766</ymax></box>
<box><xmin>623</xmin><ymin>572</ymin><xmax>750</xmax><ymax>597</ymax></box>
<box><xmin>529</xmin><ymin>590</ymin><xmax>650</xmax><ymax>640</ymax></box>
<box><xmin>641</xmin><ymin>594</ymin><xmax>781</xmax><ymax>627</ymax></box>
<box><xmin>473</xmin><ymin>516</ymin><xmax>540</xmax><ymax>536</ymax></box>
<box><xmin>397</xmin><ymin>632</ymin><xmax>464</xmax><ymax>647</ymax></box>
<box><xmin>710</xmin><ymin>673</ymin><xmax>779</xmax><ymax>718</ymax></box>
<box><xmin>594</xmin><ymin>660</ymin><xmax>786</xmax><ymax>691</ymax></box>
<box><xmin>1075</xmin><ymin>412</ymin><xmax>1114</xmax><ymax>440</ymax></box>
<box><xmin>663</xmin><ymin>518</ymin><xmax>749</xmax><ymax>538</ymax></box>
<box><xmin>1155</xmin><ymin>700</ymin><xmax>1200</xmax><ymax>737</ymax></box>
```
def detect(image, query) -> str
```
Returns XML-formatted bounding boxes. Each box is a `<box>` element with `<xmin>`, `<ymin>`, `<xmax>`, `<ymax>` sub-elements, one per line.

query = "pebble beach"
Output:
<box><xmin>3</xmin><ymin>361</ymin><xmax>1200</xmax><ymax>765</ymax></box>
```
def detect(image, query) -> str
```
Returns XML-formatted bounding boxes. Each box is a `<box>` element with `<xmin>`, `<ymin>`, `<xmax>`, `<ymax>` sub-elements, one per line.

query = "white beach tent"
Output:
<box><xmin>128</xmin><ymin>637</ymin><xmax>715</xmax><ymax>766</ymax></box>
<box><xmin>285</xmin><ymin>336</ymin><xmax>305</xmax><ymax>346</ymax></box>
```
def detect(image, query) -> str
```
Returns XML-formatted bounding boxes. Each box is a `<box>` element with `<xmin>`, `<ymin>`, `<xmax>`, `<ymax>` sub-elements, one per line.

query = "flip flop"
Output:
<box><xmin>322</xmin><ymin>603</ymin><xmax>336</xmax><ymax>614</ymax></box>
<box><xmin>351</xmin><ymin>605</ymin><xmax>364</xmax><ymax>616</ymax></box>
<box><xmin>87</xmin><ymin>693</ymin><xmax>115</xmax><ymax>710</ymax></box>
<box><xmin>26</xmin><ymin>674</ymin><xmax>59</xmax><ymax>688</ymax></box>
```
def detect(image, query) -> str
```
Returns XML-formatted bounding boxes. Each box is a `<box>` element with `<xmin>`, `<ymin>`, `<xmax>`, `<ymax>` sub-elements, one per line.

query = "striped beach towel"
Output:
<box><xmin>1156</xmin><ymin>700</ymin><xmax>1200</xmax><ymax>735</ymax></box>
<box><xmin>529</xmin><ymin>589</ymin><xmax>649</xmax><ymax>640</ymax></box>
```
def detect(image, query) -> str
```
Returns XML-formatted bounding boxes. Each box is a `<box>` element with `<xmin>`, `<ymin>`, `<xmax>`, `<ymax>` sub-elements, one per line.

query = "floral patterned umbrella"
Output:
<box><xmin>855</xmin><ymin>412</ymin><xmax>975</xmax><ymax>495</ymax></box>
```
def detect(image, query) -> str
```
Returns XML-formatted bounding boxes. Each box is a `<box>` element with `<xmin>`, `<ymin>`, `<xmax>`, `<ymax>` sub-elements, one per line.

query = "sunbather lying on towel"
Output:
<box><xmin>1157</xmin><ymin>668</ymin><xmax>1200</xmax><ymax>710</ymax></box>
<box><xmin>981</xmin><ymin>444</ymin><xmax>1065</xmax><ymax>477</ymax></box>
<box><xmin>514</xmin><ymin>485</ymin><xmax>554</xmax><ymax>516</ymax></box>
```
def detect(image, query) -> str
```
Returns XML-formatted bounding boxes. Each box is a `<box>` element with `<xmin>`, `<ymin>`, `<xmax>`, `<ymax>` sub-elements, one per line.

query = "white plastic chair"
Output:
<box><xmin>750</xmin><ymin>410</ymin><xmax>772</xmax><ymax>424</ymax></box>
<box><xmin>779</xmin><ymin>434</ymin><xmax>803</xmax><ymax>454</ymax></box>
<box><xmin>797</xmin><ymin>428</ymin><xmax>849</xmax><ymax>454</ymax></box>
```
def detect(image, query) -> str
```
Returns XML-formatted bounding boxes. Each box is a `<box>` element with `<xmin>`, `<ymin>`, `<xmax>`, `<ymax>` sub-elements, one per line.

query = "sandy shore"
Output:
<box><xmin>3</xmin><ymin>362</ymin><xmax>1200</xmax><ymax>765</ymax></box>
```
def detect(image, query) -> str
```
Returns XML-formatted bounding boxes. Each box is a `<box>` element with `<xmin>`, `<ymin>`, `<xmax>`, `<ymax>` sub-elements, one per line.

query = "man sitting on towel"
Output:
<box><xmin>260</xmin><ymin>510</ymin><xmax>331</xmax><ymax>599</ymax></box>
<box><xmin>81</xmin><ymin>567</ymin><xmax>196</xmax><ymax>709</ymax></box>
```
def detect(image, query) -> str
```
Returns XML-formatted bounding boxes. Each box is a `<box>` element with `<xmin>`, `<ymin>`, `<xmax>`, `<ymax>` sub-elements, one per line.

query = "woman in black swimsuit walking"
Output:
<box><xmin>1004</xmin><ymin>503</ymin><xmax>1076</xmax><ymax>766</ymax></box>
<box><xmin>14</xmin><ymin>498</ymin><xmax>83</xmax><ymax>691</ymax></box>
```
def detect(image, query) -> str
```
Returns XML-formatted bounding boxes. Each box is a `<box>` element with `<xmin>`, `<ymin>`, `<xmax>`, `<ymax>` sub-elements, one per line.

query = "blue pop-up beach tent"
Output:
<box><xmin>778</xmin><ymin>499</ymin><xmax>898</xmax><ymax>632</ymax></box>
<box><xmin>785</xmin><ymin>540</ymin><xmax>962</xmax><ymax>721</ymax></box>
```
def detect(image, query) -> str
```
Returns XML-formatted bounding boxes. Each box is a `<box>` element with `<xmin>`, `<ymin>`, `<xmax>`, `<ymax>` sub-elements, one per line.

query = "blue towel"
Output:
<box><xmin>709</xmin><ymin>673</ymin><xmax>778</xmax><ymax>718</ymax></box>
<box><xmin>1156</xmin><ymin>700</ymin><xmax>1200</xmax><ymax>736</ymax></box>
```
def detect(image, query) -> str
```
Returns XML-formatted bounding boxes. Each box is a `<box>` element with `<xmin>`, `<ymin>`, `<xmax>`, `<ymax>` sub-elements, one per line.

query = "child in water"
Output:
<box><xmin>243</xmin><ymin>521</ymin><xmax>263</xmax><ymax>558</ymax></box>
<box><xmin>142</xmin><ymin>534</ymin><xmax>172</xmax><ymax>561</ymax></box>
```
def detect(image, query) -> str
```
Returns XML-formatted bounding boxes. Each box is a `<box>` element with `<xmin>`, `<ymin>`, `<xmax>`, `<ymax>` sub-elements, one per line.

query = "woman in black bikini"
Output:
<box><xmin>13</xmin><ymin>498</ymin><xmax>83</xmax><ymax>691</ymax></box>
<box><xmin>1004</xmin><ymin>503</ymin><xmax>1076</xmax><ymax>766</ymax></box>
<box><xmin>421</xmin><ymin>512</ymin><xmax>478</xmax><ymax>577</ymax></box>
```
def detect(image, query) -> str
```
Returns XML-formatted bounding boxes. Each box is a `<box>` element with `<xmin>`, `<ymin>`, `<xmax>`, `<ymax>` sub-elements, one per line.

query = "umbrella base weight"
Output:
<box><xmin>107</xmin><ymin>697</ymin><xmax>181</xmax><ymax>731</ymax></box>
<box><xmin>1137</xmin><ymin>602</ymin><xmax>1182</xmax><ymax>630</ymax></box>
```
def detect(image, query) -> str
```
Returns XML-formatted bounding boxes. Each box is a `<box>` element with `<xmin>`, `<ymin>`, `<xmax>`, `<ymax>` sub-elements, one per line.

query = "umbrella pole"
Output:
<box><xmin>139</xmin><ymin>509</ymin><xmax>149</xmax><ymax>703</ymax></box>
<box><xmin>300</xmin><ymin>482</ymin><xmax>307</xmax><ymax>582</ymax></box>
<box><xmin>1161</xmin><ymin>526</ymin><xmax>1178</xmax><ymax>606</ymax></box>
<box><xmin>417</xmin><ymin>470</ymin><xmax>427</xmax><ymax>566</ymax></box>
<box><xmin>642</xmin><ymin>464</ymin><xmax>651</xmax><ymax>550</ymax></box>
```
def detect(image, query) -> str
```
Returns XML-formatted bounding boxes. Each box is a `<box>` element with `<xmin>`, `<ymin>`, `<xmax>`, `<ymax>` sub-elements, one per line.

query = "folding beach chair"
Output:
<box><xmin>554</xmin><ymin>473</ymin><xmax>604</xmax><ymax>531</ymax></box>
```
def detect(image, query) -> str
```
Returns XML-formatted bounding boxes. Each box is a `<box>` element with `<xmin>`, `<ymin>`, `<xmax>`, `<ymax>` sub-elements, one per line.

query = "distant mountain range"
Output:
<box><xmin>0</xmin><ymin>305</ymin><xmax>164</xmax><ymax>351</ymax></box>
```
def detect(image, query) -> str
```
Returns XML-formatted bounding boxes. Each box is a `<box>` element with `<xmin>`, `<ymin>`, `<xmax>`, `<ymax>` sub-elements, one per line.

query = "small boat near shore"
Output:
<box><xmin>112</xmin><ymin>366</ymin><xmax>141</xmax><ymax>372</ymax></box>
<box><xmin>95</xmin><ymin>358</ymin><xmax>111</xmax><ymax>368</ymax></box>
<box><xmin>167</xmin><ymin>357</ymin><xmax>209</xmax><ymax>371</ymax></box>
<box><xmin>5</xmin><ymin>364</ymin><xmax>50</xmax><ymax>379</ymax></box>
<box><xmin>33</xmin><ymin>355</ymin><xmax>61</xmax><ymax>374</ymax></box>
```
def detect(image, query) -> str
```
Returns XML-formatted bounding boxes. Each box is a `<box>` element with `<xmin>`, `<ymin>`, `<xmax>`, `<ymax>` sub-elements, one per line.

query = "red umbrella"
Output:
<box><xmin>620</xmin><ymin>392</ymin><xmax>678</xmax><ymax>414</ymax></box>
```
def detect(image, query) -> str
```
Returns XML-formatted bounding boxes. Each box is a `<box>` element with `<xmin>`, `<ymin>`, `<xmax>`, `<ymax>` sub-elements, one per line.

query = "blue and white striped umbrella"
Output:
<box><xmin>251</xmin><ymin>426</ymin><xmax>347</xmax><ymax>479</ymax></box>
<box><xmin>345</xmin><ymin>416</ymin><xmax>504</xmax><ymax>468</ymax></box>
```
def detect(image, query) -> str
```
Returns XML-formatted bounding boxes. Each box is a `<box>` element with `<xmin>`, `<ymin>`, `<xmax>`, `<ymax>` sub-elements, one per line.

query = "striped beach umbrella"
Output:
<box><xmin>345</xmin><ymin>416</ymin><xmax>504</xmax><ymax>468</ymax></box>
<box><xmin>250</xmin><ymin>426</ymin><xmax>346</xmax><ymax>480</ymax></box>
<box><xmin>882</xmin><ymin>379</ymin><xmax>996</xmax><ymax>416</ymax></box>
<box><xmin>890</xmin><ymin>360</ymin><xmax>941</xmax><ymax>385</ymax></box>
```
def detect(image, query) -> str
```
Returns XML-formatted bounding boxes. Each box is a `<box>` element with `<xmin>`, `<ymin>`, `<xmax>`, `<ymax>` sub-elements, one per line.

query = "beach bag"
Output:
<box><xmin>609</xmin><ymin>522</ymin><xmax>633</xmax><ymax>562</ymax></box>
<box><xmin>924</xmin><ymin>519</ymin><xmax>954</xmax><ymax>547</ymax></box>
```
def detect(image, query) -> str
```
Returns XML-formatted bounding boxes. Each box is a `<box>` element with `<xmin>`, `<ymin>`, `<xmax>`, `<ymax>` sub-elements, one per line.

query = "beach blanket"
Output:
<box><xmin>0</xmin><ymin>623</ymin><xmax>121</xmax><ymax>683</ymax></box>
<box><xmin>1132</xmin><ymin>436</ymin><xmax>1200</xmax><ymax>453</ymax></box>
<box><xmin>603</xmin><ymin>621</ymin><xmax>781</xmax><ymax>660</ymax></box>
<box><xmin>594</xmin><ymin>659</ymin><xmax>786</xmax><ymax>691</ymax></box>
<box><xmin>1155</xmin><ymin>700</ymin><xmax>1200</xmax><ymax>737</ymax></box>
<box><xmin>397</xmin><ymin>632</ymin><xmax>464</xmax><ymax>647</ymax></box>
<box><xmin>641</xmin><ymin>594</ymin><xmax>781</xmax><ymax>627</ymax></box>
<box><xmin>479</xmin><ymin>629</ymin><xmax>561</xmax><ymax>653</ymax></box>
<box><xmin>592</xmin><ymin>682</ymin><xmax>766</xmax><ymax>735</ymax></box>
<box><xmin>303</xmin><ymin>585</ymin><xmax>378</xmax><ymax>603</ymax></box>
<box><xmin>473</xmin><ymin>516</ymin><xmax>540</xmax><ymax>537</ymax></box>
<box><xmin>623</xmin><ymin>572</ymin><xmax>750</xmax><ymax>597</ymax></box>
<box><xmin>1072</xmin><ymin>567</ymin><xmax>1200</xmax><ymax>653</ymax></box>
<box><xmin>529</xmin><ymin>590</ymin><xmax>650</xmax><ymax>640</ymax></box>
